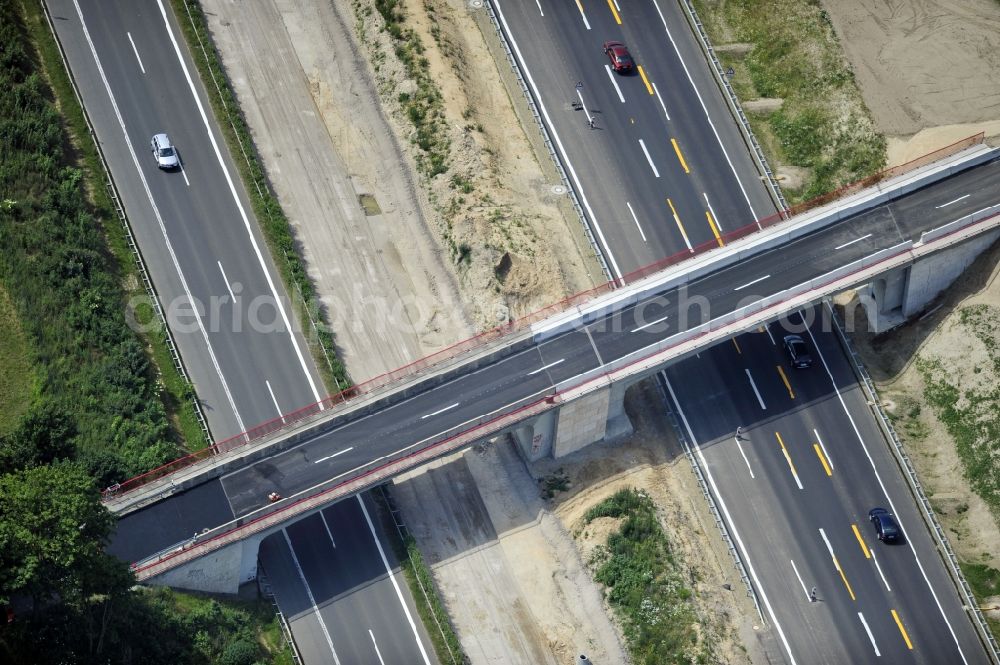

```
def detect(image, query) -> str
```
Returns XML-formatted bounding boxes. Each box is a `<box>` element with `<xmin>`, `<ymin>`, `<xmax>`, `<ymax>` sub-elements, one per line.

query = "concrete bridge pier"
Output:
<box><xmin>861</xmin><ymin>231</ymin><xmax>1000</xmax><ymax>332</ymax></box>
<box><xmin>513</xmin><ymin>380</ymin><xmax>634</xmax><ymax>462</ymax></box>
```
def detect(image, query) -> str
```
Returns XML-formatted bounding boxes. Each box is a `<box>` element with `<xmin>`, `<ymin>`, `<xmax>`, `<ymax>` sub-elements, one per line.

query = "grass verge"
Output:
<box><xmin>19</xmin><ymin>0</ymin><xmax>206</xmax><ymax>454</ymax></box>
<box><xmin>692</xmin><ymin>0</ymin><xmax>886</xmax><ymax>203</ymax></box>
<box><xmin>582</xmin><ymin>488</ymin><xmax>712</xmax><ymax>664</ymax></box>
<box><xmin>167</xmin><ymin>0</ymin><xmax>349</xmax><ymax>394</ymax></box>
<box><xmin>140</xmin><ymin>587</ymin><xmax>296</xmax><ymax>665</ymax></box>
<box><xmin>960</xmin><ymin>563</ymin><xmax>1000</xmax><ymax>636</ymax></box>
<box><xmin>373</xmin><ymin>488</ymin><xmax>469</xmax><ymax>664</ymax></box>
<box><xmin>0</xmin><ymin>283</ymin><xmax>36</xmax><ymax>436</ymax></box>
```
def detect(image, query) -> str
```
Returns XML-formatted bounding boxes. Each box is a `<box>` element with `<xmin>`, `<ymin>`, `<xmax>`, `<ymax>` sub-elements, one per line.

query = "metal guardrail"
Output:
<box><xmin>481</xmin><ymin>0</ymin><xmax>614</xmax><ymax>283</ymax></box>
<box><xmin>257</xmin><ymin>563</ymin><xmax>303</xmax><ymax>665</ymax></box>
<box><xmin>39</xmin><ymin>0</ymin><xmax>212</xmax><ymax>444</ymax></box>
<box><xmin>377</xmin><ymin>485</ymin><xmax>463</xmax><ymax>665</ymax></box>
<box><xmin>655</xmin><ymin>372</ymin><xmax>765</xmax><ymax>624</ymax></box>
<box><xmin>678</xmin><ymin>0</ymin><xmax>789</xmax><ymax>214</ymax></box>
<box><xmin>827</xmin><ymin>301</ymin><xmax>1000</xmax><ymax>664</ymax></box>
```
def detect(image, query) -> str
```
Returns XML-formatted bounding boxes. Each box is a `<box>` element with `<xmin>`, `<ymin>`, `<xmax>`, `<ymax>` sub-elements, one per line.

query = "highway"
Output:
<box><xmin>662</xmin><ymin>308</ymin><xmax>986</xmax><ymax>663</ymax></box>
<box><xmin>46</xmin><ymin>0</ymin><xmax>436</xmax><ymax>662</ymax></box>
<box><xmin>54</xmin><ymin>0</ymin><xmax>997</xmax><ymax>662</ymax></box>
<box><xmin>491</xmin><ymin>0</ymin><xmax>777</xmax><ymax>276</ymax></box>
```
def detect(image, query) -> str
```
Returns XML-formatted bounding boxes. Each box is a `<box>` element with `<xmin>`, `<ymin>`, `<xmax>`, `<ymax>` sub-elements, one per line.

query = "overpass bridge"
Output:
<box><xmin>105</xmin><ymin>142</ymin><xmax>1000</xmax><ymax>592</ymax></box>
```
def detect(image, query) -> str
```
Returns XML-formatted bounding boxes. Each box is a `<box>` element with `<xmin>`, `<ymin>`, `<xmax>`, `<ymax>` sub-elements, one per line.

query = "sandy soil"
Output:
<box><xmin>392</xmin><ymin>383</ymin><xmax>769</xmax><ymax>665</ymax></box>
<box><xmin>820</xmin><ymin>0</ymin><xmax>1000</xmax><ymax>164</ymax></box>
<box><xmin>201</xmin><ymin>0</ymin><xmax>599</xmax><ymax>384</ymax></box>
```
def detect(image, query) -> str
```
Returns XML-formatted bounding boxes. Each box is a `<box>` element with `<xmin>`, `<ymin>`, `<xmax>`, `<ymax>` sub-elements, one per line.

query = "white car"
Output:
<box><xmin>150</xmin><ymin>133</ymin><xmax>180</xmax><ymax>169</ymax></box>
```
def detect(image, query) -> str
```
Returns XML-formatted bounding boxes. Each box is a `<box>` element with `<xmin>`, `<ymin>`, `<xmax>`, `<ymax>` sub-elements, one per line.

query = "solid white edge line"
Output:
<box><xmin>605</xmin><ymin>64</ymin><xmax>626</xmax><ymax>103</ymax></box>
<box><xmin>834</xmin><ymin>233</ymin><xmax>872</xmax><ymax>250</ymax></box>
<box><xmin>217</xmin><ymin>260</ymin><xmax>236</xmax><ymax>302</ymax></box>
<box><xmin>735</xmin><ymin>437</ymin><xmax>755</xmax><ymax>479</ymax></box>
<box><xmin>789</xmin><ymin>559</ymin><xmax>809</xmax><ymax>600</ymax></box>
<box><xmin>871</xmin><ymin>551</ymin><xmax>891</xmax><ymax>592</ymax></box>
<box><xmin>734</xmin><ymin>274</ymin><xmax>770</xmax><ymax>291</ymax></box>
<box><xmin>265</xmin><ymin>380</ymin><xmax>286</xmax><ymax>424</ymax></box>
<box><xmin>858</xmin><ymin>612</ymin><xmax>881</xmax><ymax>657</ymax></box>
<box><xmin>808</xmin><ymin>307</ymin><xmax>968</xmax><ymax>664</ymax></box>
<box><xmin>527</xmin><ymin>358</ymin><xmax>565</xmax><ymax>376</ymax></box>
<box><xmin>638</xmin><ymin>139</ymin><xmax>660</xmax><ymax>178</ymax></box>
<box><xmin>491</xmin><ymin>0</ymin><xmax>622</xmax><ymax>280</ymax></box>
<box><xmin>574</xmin><ymin>0</ymin><xmax>592</xmax><ymax>30</ymax></box>
<box><xmin>663</xmin><ymin>374</ymin><xmax>797</xmax><ymax>665</ymax></box>
<box><xmin>651</xmin><ymin>81</ymin><xmax>671</xmax><ymax>120</ymax></box>
<box><xmin>632</xmin><ymin>314</ymin><xmax>669</xmax><ymax>333</ymax></box>
<box><xmin>319</xmin><ymin>506</ymin><xmax>337</xmax><ymax>548</ymax></box>
<box><xmin>154</xmin><ymin>0</ymin><xmax>324</xmax><ymax>407</ymax></box>
<box><xmin>72</xmin><ymin>0</ymin><xmax>246</xmax><ymax>433</ymax></box>
<box><xmin>126</xmin><ymin>31</ymin><xmax>145</xmax><ymax>74</ymax></box>
<box><xmin>282</xmin><ymin>529</ymin><xmax>342</xmax><ymax>664</ymax></box>
<box><xmin>357</xmin><ymin>496</ymin><xmax>432</xmax><ymax>665</ymax></box>
<box><xmin>763</xmin><ymin>321</ymin><xmax>776</xmax><ymax>345</ymax></box>
<box><xmin>420</xmin><ymin>402</ymin><xmax>459</xmax><ymax>419</ymax></box>
<box><xmin>625</xmin><ymin>201</ymin><xmax>648</xmax><ymax>242</ymax></box>
<box><xmin>783</xmin><ymin>446</ymin><xmax>804</xmax><ymax>490</ymax></box>
<box><xmin>814</xmin><ymin>428</ymin><xmax>834</xmax><ymax>470</ymax></box>
<box><xmin>935</xmin><ymin>193</ymin><xmax>970</xmax><ymax>208</ymax></box>
<box><xmin>651</xmin><ymin>0</ymin><xmax>759</xmax><ymax>224</ymax></box>
<box><xmin>704</xmin><ymin>192</ymin><xmax>723</xmax><ymax>231</ymax></box>
<box><xmin>368</xmin><ymin>629</ymin><xmax>387</xmax><ymax>665</ymax></box>
<box><xmin>745</xmin><ymin>368</ymin><xmax>767</xmax><ymax>409</ymax></box>
<box><xmin>818</xmin><ymin>527</ymin><xmax>839</xmax><ymax>567</ymax></box>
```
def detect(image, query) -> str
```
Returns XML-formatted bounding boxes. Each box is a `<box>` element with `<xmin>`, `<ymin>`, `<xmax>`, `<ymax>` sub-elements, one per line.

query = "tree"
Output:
<box><xmin>0</xmin><ymin>462</ymin><xmax>124</xmax><ymax>607</ymax></box>
<box><xmin>0</xmin><ymin>400</ymin><xmax>77</xmax><ymax>475</ymax></box>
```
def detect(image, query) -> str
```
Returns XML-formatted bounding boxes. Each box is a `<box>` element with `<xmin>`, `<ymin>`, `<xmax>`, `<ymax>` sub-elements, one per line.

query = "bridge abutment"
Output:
<box><xmin>146</xmin><ymin>532</ymin><xmax>265</xmax><ymax>595</ymax></box>
<box><xmin>861</xmin><ymin>231</ymin><xmax>1000</xmax><ymax>332</ymax></box>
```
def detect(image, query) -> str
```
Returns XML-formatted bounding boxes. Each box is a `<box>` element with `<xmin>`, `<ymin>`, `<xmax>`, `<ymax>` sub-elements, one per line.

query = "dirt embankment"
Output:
<box><xmin>354</xmin><ymin>0</ymin><xmax>602</xmax><ymax>328</ymax></box>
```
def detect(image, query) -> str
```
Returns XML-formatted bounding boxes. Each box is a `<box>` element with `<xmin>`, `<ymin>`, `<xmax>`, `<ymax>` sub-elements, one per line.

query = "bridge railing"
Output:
<box><xmin>102</xmin><ymin>133</ymin><xmax>986</xmax><ymax>502</ymax></box>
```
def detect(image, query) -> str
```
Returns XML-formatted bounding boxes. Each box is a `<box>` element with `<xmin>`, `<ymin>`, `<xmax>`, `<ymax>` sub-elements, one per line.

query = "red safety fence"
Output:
<box><xmin>103</xmin><ymin>133</ymin><xmax>986</xmax><ymax>502</ymax></box>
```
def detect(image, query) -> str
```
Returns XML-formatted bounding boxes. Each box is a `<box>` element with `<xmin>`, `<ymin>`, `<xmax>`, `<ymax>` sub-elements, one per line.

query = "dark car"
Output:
<box><xmin>603</xmin><ymin>41</ymin><xmax>634</xmax><ymax>72</ymax></box>
<box><xmin>869</xmin><ymin>508</ymin><xmax>902</xmax><ymax>543</ymax></box>
<box><xmin>783</xmin><ymin>334</ymin><xmax>813</xmax><ymax>369</ymax></box>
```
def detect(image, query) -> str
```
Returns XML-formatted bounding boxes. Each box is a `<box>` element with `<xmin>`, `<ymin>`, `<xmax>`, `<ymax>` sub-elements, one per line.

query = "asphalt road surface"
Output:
<box><xmin>661</xmin><ymin>308</ymin><xmax>989</xmax><ymax>664</ymax></box>
<box><xmin>259</xmin><ymin>495</ymin><xmax>436</xmax><ymax>665</ymax></box>
<box><xmin>45</xmin><ymin>1</ymin><xmax>436</xmax><ymax>661</ymax></box>
<box><xmin>491</xmin><ymin>0</ymin><xmax>778</xmax><ymax>277</ymax></box>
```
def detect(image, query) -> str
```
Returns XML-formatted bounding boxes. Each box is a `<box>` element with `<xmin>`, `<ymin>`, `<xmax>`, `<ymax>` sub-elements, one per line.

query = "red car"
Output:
<box><xmin>604</xmin><ymin>41</ymin><xmax>634</xmax><ymax>72</ymax></box>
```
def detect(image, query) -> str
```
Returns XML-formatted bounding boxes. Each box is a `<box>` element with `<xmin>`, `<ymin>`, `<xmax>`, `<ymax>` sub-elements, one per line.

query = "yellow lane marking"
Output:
<box><xmin>814</xmin><ymin>443</ymin><xmax>833</xmax><ymax>476</ymax></box>
<box><xmin>775</xmin><ymin>432</ymin><xmax>803</xmax><ymax>489</ymax></box>
<box><xmin>891</xmin><ymin>609</ymin><xmax>914</xmax><ymax>649</ymax></box>
<box><xmin>851</xmin><ymin>524</ymin><xmax>871</xmax><ymax>558</ymax></box>
<box><xmin>732</xmin><ymin>337</ymin><xmax>742</xmax><ymax>354</ymax></box>
<box><xmin>835</xmin><ymin>556</ymin><xmax>857</xmax><ymax>600</ymax></box>
<box><xmin>606</xmin><ymin>0</ymin><xmax>621</xmax><ymax>24</ymax></box>
<box><xmin>776</xmin><ymin>365</ymin><xmax>795</xmax><ymax>399</ymax></box>
<box><xmin>706</xmin><ymin>209</ymin><xmax>724</xmax><ymax>247</ymax></box>
<box><xmin>671</xmin><ymin>138</ymin><xmax>691</xmax><ymax>173</ymax></box>
<box><xmin>637</xmin><ymin>65</ymin><xmax>654</xmax><ymax>95</ymax></box>
<box><xmin>667</xmin><ymin>198</ymin><xmax>693</xmax><ymax>252</ymax></box>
